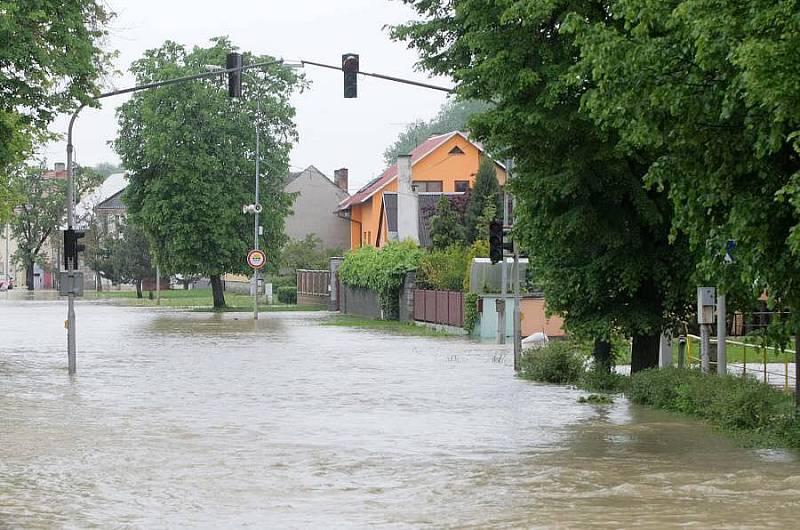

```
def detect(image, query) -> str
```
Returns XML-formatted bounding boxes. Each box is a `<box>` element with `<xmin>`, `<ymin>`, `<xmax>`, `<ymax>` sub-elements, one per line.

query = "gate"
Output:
<box><xmin>413</xmin><ymin>289</ymin><xmax>464</xmax><ymax>328</ymax></box>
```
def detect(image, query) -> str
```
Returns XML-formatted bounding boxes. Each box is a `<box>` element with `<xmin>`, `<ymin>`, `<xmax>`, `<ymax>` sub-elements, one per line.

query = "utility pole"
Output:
<box><xmin>4</xmin><ymin>223</ymin><xmax>9</xmax><ymax>287</ymax></box>
<box><xmin>497</xmin><ymin>170</ymin><xmax>510</xmax><ymax>345</ymax></box>
<box><xmin>156</xmin><ymin>263</ymin><xmax>160</xmax><ymax>306</ymax></box>
<box><xmin>508</xmin><ymin>160</ymin><xmax>522</xmax><ymax>371</ymax></box>
<box><xmin>716</xmin><ymin>292</ymin><xmax>726</xmax><ymax>375</ymax></box>
<box><xmin>66</xmin><ymin>109</ymin><xmax>80</xmax><ymax>375</ymax></box>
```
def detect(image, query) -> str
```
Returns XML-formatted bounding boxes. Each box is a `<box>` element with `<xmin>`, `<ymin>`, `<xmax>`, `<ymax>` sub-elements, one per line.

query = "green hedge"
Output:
<box><xmin>627</xmin><ymin>367</ymin><xmax>800</xmax><ymax>447</ymax></box>
<box><xmin>277</xmin><ymin>286</ymin><xmax>297</xmax><ymax>304</ymax></box>
<box><xmin>416</xmin><ymin>244</ymin><xmax>470</xmax><ymax>291</ymax></box>
<box><xmin>337</xmin><ymin>241</ymin><xmax>423</xmax><ymax>317</ymax></box>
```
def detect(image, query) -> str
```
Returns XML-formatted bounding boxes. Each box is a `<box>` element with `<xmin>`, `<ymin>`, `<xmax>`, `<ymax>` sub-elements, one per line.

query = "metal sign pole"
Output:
<box><xmin>253</xmin><ymin>97</ymin><xmax>260</xmax><ymax>322</ymax></box>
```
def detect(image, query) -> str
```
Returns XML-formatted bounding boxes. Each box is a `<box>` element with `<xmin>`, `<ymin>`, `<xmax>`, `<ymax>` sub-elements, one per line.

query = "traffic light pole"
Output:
<box><xmin>66</xmin><ymin>108</ymin><xmax>82</xmax><ymax>374</ymax></box>
<box><xmin>62</xmin><ymin>58</ymin><xmax>285</xmax><ymax>373</ymax></box>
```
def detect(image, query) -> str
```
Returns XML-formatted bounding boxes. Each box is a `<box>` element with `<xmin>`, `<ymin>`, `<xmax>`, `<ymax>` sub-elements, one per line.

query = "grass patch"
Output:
<box><xmin>322</xmin><ymin>314</ymin><xmax>455</xmax><ymax>337</ymax></box>
<box><xmin>627</xmin><ymin>367</ymin><xmax>800</xmax><ymax>448</ymax></box>
<box><xmin>92</xmin><ymin>288</ymin><xmax>326</xmax><ymax>312</ymax></box>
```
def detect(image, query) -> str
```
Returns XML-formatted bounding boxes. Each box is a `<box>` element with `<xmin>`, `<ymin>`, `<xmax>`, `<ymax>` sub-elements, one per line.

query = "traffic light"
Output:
<box><xmin>226</xmin><ymin>52</ymin><xmax>243</xmax><ymax>98</ymax></box>
<box><xmin>489</xmin><ymin>220</ymin><xmax>504</xmax><ymax>264</ymax></box>
<box><xmin>63</xmin><ymin>228</ymin><xmax>86</xmax><ymax>270</ymax></box>
<box><xmin>342</xmin><ymin>53</ymin><xmax>359</xmax><ymax>98</ymax></box>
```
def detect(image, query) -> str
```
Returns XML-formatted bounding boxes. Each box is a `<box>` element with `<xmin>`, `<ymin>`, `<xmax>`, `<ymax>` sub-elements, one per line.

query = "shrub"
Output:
<box><xmin>277</xmin><ymin>286</ymin><xmax>297</xmax><ymax>304</ymax></box>
<box><xmin>463</xmin><ymin>292</ymin><xmax>479</xmax><ymax>333</ymax></box>
<box><xmin>463</xmin><ymin>239</ymin><xmax>489</xmax><ymax>291</ymax></box>
<box><xmin>627</xmin><ymin>367</ymin><xmax>800</xmax><ymax>446</ymax></box>
<box><xmin>337</xmin><ymin>240</ymin><xmax>423</xmax><ymax>318</ymax></box>
<box><xmin>579</xmin><ymin>367</ymin><xmax>629</xmax><ymax>394</ymax></box>
<box><xmin>417</xmin><ymin>245</ymin><xmax>470</xmax><ymax>291</ymax></box>
<box><xmin>520</xmin><ymin>340</ymin><xmax>586</xmax><ymax>384</ymax></box>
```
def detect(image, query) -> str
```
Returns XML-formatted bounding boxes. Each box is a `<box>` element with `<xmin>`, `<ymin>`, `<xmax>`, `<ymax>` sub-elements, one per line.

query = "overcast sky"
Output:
<box><xmin>41</xmin><ymin>0</ymin><xmax>451</xmax><ymax>193</ymax></box>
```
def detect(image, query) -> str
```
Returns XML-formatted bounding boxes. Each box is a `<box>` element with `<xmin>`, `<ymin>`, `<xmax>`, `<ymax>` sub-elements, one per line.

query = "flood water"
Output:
<box><xmin>2</xmin><ymin>297</ymin><xmax>800</xmax><ymax>528</ymax></box>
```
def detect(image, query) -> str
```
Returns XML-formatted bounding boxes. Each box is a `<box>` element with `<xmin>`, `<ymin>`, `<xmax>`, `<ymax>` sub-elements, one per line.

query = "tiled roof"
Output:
<box><xmin>338</xmin><ymin>131</ymin><xmax>461</xmax><ymax>210</ymax></box>
<box><xmin>96</xmin><ymin>189</ymin><xmax>126</xmax><ymax>211</ymax></box>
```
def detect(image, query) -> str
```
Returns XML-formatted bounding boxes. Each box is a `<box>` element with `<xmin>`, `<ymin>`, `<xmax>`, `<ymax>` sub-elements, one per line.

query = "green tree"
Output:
<box><xmin>281</xmin><ymin>233</ymin><xmax>342</xmax><ymax>272</ymax></box>
<box><xmin>114</xmin><ymin>38</ymin><xmax>301</xmax><ymax>308</ymax></box>
<box><xmin>566</xmin><ymin>0</ymin><xmax>800</xmax><ymax>336</ymax></box>
<box><xmin>393</xmin><ymin>1</ymin><xmax>696</xmax><ymax>371</ymax></box>
<box><xmin>464</xmin><ymin>157</ymin><xmax>501</xmax><ymax>244</ymax></box>
<box><xmin>10</xmin><ymin>161</ymin><xmax>103</xmax><ymax>289</ymax></box>
<box><xmin>383</xmin><ymin>99</ymin><xmax>491</xmax><ymax>164</ymax></box>
<box><xmin>0</xmin><ymin>0</ymin><xmax>114</xmax><ymax>219</ymax></box>
<box><xmin>429</xmin><ymin>195</ymin><xmax>465</xmax><ymax>249</ymax></box>
<box><xmin>10</xmin><ymin>163</ymin><xmax>64</xmax><ymax>289</ymax></box>
<box><xmin>97</xmin><ymin>222</ymin><xmax>155</xmax><ymax>298</ymax></box>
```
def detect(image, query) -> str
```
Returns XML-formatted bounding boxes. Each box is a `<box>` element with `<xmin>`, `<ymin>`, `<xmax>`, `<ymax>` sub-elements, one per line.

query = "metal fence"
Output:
<box><xmin>297</xmin><ymin>269</ymin><xmax>330</xmax><ymax>296</ymax></box>
<box><xmin>413</xmin><ymin>289</ymin><xmax>464</xmax><ymax>328</ymax></box>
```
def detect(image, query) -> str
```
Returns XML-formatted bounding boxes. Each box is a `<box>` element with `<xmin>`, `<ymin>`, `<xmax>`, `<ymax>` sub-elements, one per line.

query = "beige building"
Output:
<box><xmin>284</xmin><ymin>166</ymin><xmax>350</xmax><ymax>250</ymax></box>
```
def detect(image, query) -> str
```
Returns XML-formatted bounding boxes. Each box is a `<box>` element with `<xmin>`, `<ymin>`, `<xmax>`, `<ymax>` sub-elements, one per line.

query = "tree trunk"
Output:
<box><xmin>210</xmin><ymin>274</ymin><xmax>225</xmax><ymax>308</ymax></box>
<box><xmin>592</xmin><ymin>339</ymin><xmax>613</xmax><ymax>373</ymax></box>
<box><xmin>26</xmin><ymin>263</ymin><xmax>34</xmax><ymax>290</ymax></box>
<box><xmin>135</xmin><ymin>280</ymin><xmax>143</xmax><ymax>299</ymax></box>
<box><xmin>631</xmin><ymin>333</ymin><xmax>660</xmax><ymax>373</ymax></box>
<box><xmin>183</xmin><ymin>279</ymin><xmax>189</xmax><ymax>290</ymax></box>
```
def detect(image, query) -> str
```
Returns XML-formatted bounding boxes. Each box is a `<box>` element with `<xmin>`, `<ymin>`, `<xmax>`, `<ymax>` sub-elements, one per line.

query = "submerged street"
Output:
<box><xmin>2</xmin><ymin>297</ymin><xmax>800</xmax><ymax>528</ymax></box>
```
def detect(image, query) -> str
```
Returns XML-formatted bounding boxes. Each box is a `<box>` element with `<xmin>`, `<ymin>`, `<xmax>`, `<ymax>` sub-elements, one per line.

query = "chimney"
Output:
<box><xmin>395</xmin><ymin>154</ymin><xmax>419</xmax><ymax>243</ymax></box>
<box><xmin>397</xmin><ymin>155</ymin><xmax>412</xmax><ymax>194</ymax></box>
<box><xmin>54</xmin><ymin>162</ymin><xmax>66</xmax><ymax>172</ymax></box>
<box><xmin>334</xmin><ymin>168</ymin><xmax>349</xmax><ymax>193</ymax></box>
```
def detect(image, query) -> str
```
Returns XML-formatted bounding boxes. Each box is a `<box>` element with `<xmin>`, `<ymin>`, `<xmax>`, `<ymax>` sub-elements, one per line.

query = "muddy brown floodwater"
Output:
<box><xmin>2</xmin><ymin>297</ymin><xmax>800</xmax><ymax>528</ymax></box>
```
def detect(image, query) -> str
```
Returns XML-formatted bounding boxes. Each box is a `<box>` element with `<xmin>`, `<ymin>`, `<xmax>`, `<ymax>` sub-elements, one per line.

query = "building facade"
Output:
<box><xmin>337</xmin><ymin>131</ymin><xmax>506</xmax><ymax>249</ymax></box>
<box><xmin>284</xmin><ymin>165</ymin><xmax>350</xmax><ymax>250</ymax></box>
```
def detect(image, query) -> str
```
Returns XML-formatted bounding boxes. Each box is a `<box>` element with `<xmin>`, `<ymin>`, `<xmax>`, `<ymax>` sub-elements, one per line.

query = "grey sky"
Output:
<box><xmin>42</xmin><ymin>0</ymin><xmax>451</xmax><ymax>193</ymax></box>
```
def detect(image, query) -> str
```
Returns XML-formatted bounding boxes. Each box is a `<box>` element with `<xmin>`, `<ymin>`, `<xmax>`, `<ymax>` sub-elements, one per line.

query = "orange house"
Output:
<box><xmin>337</xmin><ymin>131</ymin><xmax>506</xmax><ymax>248</ymax></box>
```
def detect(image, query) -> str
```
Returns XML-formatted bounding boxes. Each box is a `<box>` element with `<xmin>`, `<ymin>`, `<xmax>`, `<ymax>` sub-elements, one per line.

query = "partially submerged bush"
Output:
<box><xmin>579</xmin><ymin>367</ymin><xmax>629</xmax><ymax>394</ymax></box>
<box><xmin>628</xmin><ymin>367</ymin><xmax>800</xmax><ymax>446</ymax></box>
<box><xmin>520</xmin><ymin>340</ymin><xmax>585</xmax><ymax>384</ymax></box>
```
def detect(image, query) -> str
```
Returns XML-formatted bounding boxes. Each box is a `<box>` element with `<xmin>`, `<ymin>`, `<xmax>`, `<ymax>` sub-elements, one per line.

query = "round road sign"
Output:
<box><xmin>247</xmin><ymin>249</ymin><xmax>266</xmax><ymax>269</ymax></box>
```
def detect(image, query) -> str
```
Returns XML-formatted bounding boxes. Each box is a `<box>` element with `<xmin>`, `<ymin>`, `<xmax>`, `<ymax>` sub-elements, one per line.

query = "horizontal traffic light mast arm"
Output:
<box><xmin>299</xmin><ymin>59</ymin><xmax>454</xmax><ymax>94</ymax></box>
<box><xmin>96</xmin><ymin>58</ymin><xmax>286</xmax><ymax>100</ymax></box>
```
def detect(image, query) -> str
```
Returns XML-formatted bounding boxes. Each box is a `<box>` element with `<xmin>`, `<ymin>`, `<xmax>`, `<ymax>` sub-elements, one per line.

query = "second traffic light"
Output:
<box><xmin>342</xmin><ymin>53</ymin><xmax>359</xmax><ymax>98</ymax></box>
<box><xmin>489</xmin><ymin>220</ymin><xmax>513</xmax><ymax>264</ymax></box>
<box><xmin>63</xmin><ymin>228</ymin><xmax>86</xmax><ymax>270</ymax></box>
<box><xmin>226</xmin><ymin>52</ymin><xmax>243</xmax><ymax>98</ymax></box>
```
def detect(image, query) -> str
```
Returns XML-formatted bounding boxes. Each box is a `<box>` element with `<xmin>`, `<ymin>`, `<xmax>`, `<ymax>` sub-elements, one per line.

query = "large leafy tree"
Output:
<box><xmin>114</xmin><ymin>38</ymin><xmax>301</xmax><ymax>308</ymax></box>
<box><xmin>567</xmin><ymin>0</ymin><xmax>800</xmax><ymax>335</ymax></box>
<box><xmin>0</xmin><ymin>0</ymin><xmax>114</xmax><ymax>221</ymax></box>
<box><xmin>393</xmin><ymin>1</ymin><xmax>696</xmax><ymax>370</ymax></box>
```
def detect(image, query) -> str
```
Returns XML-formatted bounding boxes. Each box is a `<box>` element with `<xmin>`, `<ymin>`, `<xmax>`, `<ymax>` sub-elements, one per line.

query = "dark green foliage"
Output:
<box><xmin>416</xmin><ymin>245</ymin><xmax>469</xmax><ymax>291</ymax></box>
<box><xmin>567</xmin><ymin>1</ymin><xmax>800</xmax><ymax>330</ymax></box>
<box><xmin>463</xmin><ymin>292</ymin><xmax>479</xmax><ymax>333</ymax></box>
<box><xmin>393</xmin><ymin>1</ymin><xmax>696</xmax><ymax>370</ymax></box>
<box><xmin>0</xmin><ymin>0</ymin><xmax>113</xmax><ymax>219</ymax></box>
<box><xmin>464</xmin><ymin>158</ymin><xmax>501</xmax><ymax>243</ymax></box>
<box><xmin>628</xmin><ymin>368</ymin><xmax>800</xmax><ymax>446</ymax></box>
<box><xmin>429</xmin><ymin>195</ymin><xmax>465</xmax><ymax>249</ymax></box>
<box><xmin>579</xmin><ymin>367</ymin><xmax>629</xmax><ymax>394</ymax></box>
<box><xmin>519</xmin><ymin>341</ymin><xmax>586</xmax><ymax>385</ymax></box>
<box><xmin>277</xmin><ymin>286</ymin><xmax>297</xmax><ymax>305</ymax></box>
<box><xmin>383</xmin><ymin>100</ymin><xmax>491</xmax><ymax>164</ymax></box>
<box><xmin>281</xmin><ymin>234</ymin><xmax>342</xmax><ymax>272</ymax></box>
<box><xmin>114</xmin><ymin>38</ymin><xmax>301</xmax><ymax>308</ymax></box>
<box><xmin>337</xmin><ymin>241</ymin><xmax>424</xmax><ymax>318</ymax></box>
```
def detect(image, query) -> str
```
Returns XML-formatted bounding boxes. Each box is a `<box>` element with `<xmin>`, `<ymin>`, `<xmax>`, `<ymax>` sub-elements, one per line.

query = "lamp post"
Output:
<box><xmin>243</xmin><ymin>71</ymin><xmax>262</xmax><ymax>321</ymax></box>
